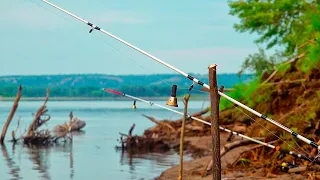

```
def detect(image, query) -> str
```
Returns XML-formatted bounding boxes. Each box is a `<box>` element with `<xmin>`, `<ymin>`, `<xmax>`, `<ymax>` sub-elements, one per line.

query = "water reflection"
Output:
<box><xmin>69</xmin><ymin>143</ymin><xmax>74</xmax><ymax>180</ymax></box>
<box><xmin>1</xmin><ymin>145</ymin><xmax>21</xmax><ymax>180</ymax></box>
<box><xmin>119</xmin><ymin>150</ymin><xmax>192</xmax><ymax>179</ymax></box>
<box><xmin>0</xmin><ymin>101</ymin><xmax>199</xmax><ymax>180</ymax></box>
<box><xmin>27</xmin><ymin>146</ymin><xmax>51</xmax><ymax>180</ymax></box>
<box><xmin>1</xmin><ymin>143</ymin><xmax>75</xmax><ymax>180</ymax></box>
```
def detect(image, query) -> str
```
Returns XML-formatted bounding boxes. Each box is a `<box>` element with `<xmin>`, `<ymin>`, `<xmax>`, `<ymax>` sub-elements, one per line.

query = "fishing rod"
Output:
<box><xmin>103</xmin><ymin>88</ymin><xmax>314</xmax><ymax>163</ymax></box>
<box><xmin>41</xmin><ymin>0</ymin><xmax>319</xmax><ymax>151</ymax></box>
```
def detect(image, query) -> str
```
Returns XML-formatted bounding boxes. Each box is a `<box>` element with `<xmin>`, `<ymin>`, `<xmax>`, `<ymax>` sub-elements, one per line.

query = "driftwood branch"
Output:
<box><xmin>142</xmin><ymin>114</ymin><xmax>176</xmax><ymax>132</ymax></box>
<box><xmin>261</xmin><ymin>69</ymin><xmax>279</xmax><ymax>86</ymax></box>
<box><xmin>119</xmin><ymin>133</ymin><xmax>128</xmax><ymax>137</ymax></box>
<box><xmin>263</xmin><ymin>79</ymin><xmax>306</xmax><ymax>86</ymax></box>
<box><xmin>11</xmin><ymin>131</ymin><xmax>17</xmax><ymax>143</ymax></box>
<box><xmin>128</xmin><ymin>123</ymin><xmax>135</xmax><ymax>137</ymax></box>
<box><xmin>26</xmin><ymin>88</ymin><xmax>50</xmax><ymax>137</ymax></box>
<box><xmin>220</xmin><ymin>138</ymin><xmax>264</xmax><ymax>157</ymax></box>
<box><xmin>1</xmin><ymin>85</ymin><xmax>22</xmax><ymax>144</ymax></box>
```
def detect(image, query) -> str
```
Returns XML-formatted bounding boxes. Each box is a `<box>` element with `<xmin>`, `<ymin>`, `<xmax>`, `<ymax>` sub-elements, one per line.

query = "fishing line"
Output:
<box><xmin>218</xmin><ymin>74</ymin><xmax>312</xmax><ymax>157</ymax></box>
<box><xmin>97</xmin><ymin>33</ymin><xmax>172</xmax><ymax>88</ymax></box>
<box><xmin>132</xmin><ymin>104</ymin><xmax>170</xmax><ymax>123</ymax></box>
<box><xmin>227</xmin><ymin>100</ymin><xmax>312</xmax><ymax>161</ymax></box>
<box><xmin>97</xmin><ymin>33</ymin><xmax>208</xmax><ymax>96</ymax></box>
<box><xmin>27</xmin><ymin>0</ymin><xmax>76</xmax><ymax>25</ymax></box>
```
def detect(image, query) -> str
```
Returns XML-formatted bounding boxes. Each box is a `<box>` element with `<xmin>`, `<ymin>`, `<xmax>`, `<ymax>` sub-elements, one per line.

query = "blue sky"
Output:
<box><xmin>0</xmin><ymin>0</ymin><xmax>260</xmax><ymax>75</ymax></box>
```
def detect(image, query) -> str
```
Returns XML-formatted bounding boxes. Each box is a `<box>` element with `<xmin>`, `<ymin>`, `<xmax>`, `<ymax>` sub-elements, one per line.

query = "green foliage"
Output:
<box><xmin>276</xmin><ymin>63</ymin><xmax>291</xmax><ymax>76</ymax></box>
<box><xmin>229</xmin><ymin>0</ymin><xmax>315</xmax><ymax>53</ymax></box>
<box><xmin>220</xmin><ymin>79</ymin><xmax>260</xmax><ymax>110</ymax></box>
<box><xmin>239</xmin><ymin>49</ymin><xmax>282</xmax><ymax>76</ymax></box>
<box><xmin>229</xmin><ymin>0</ymin><xmax>320</xmax><ymax>73</ymax></box>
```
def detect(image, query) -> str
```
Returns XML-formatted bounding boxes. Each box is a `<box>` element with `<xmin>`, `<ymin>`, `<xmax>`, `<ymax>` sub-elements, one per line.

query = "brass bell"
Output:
<box><xmin>132</xmin><ymin>100</ymin><xmax>137</xmax><ymax>109</ymax></box>
<box><xmin>166</xmin><ymin>84</ymin><xmax>178</xmax><ymax>107</ymax></box>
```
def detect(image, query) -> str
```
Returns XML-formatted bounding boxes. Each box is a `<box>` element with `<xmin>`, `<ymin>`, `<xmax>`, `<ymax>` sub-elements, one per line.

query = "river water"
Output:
<box><xmin>0</xmin><ymin>100</ymin><xmax>209</xmax><ymax>180</ymax></box>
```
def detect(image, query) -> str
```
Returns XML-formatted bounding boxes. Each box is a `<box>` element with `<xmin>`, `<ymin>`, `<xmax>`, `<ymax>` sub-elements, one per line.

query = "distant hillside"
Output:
<box><xmin>0</xmin><ymin>74</ymin><xmax>252</xmax><ymax>88</ymax></box>
<box><xmin>0</xmin><ymin>74</ymin><xmax>253</xmax><ymax>97</ymax></box>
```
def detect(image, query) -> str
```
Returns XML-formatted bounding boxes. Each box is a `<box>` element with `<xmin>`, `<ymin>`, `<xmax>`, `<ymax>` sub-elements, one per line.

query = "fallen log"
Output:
<box><xmin>0</xmin><ymin>85</ymin><xmax>22</xmax><ymax>144</ymax></box>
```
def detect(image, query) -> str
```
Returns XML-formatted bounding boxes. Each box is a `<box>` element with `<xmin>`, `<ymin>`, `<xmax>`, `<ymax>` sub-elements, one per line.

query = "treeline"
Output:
<box><xmin>0</xmin><ymin>85</ymin><xmax>206</xmax><ymax>98</ymax></box>
<box><xmin>0</xmin><ymin>74</ymin><xmax>253</xmax><ymax>98</ymax></box>
<box><xmin>0</xmin><ymin>74</ymin><xmax>253</xmax><ymax>88</ymax></box>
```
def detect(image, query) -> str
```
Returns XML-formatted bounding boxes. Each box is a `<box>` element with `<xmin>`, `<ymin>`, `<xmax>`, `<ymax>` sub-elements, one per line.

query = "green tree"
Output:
<box><xmin>229</xmin><ymin>0</ymin><xmax>320</xmax><ymax>72</ymax></box>
<box><xmin>238</xmin><ymin>48</ymin><xmax>282</xmax><ymax>76</ymax></box>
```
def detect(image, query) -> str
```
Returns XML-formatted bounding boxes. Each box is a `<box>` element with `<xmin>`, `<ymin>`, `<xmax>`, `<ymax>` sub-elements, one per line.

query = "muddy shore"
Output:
<box><xmin>155</xmin><ymin>133</ymin><xmax>319</xmax><ymax>180</ymax></box>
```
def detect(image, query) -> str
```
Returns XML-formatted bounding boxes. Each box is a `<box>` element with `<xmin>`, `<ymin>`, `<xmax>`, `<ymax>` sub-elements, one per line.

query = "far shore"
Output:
<box><xmin>0</xmin><ymin>95</ymin><xmax>208</xmax><ymax>101</ymax></box>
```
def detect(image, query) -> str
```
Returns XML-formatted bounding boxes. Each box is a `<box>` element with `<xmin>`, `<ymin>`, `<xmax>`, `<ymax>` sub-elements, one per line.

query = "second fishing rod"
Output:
<box><xmin>103</xmin><ymin>88</ymin><xmax>315</xmax><ymax>163</ymax></box>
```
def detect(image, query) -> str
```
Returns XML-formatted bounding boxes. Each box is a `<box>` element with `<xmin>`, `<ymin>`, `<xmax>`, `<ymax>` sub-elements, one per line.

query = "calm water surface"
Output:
<box><xmin>0</xmin><ymin>100</ymin><xmax>209</xmax><ymax>180</ymax></box>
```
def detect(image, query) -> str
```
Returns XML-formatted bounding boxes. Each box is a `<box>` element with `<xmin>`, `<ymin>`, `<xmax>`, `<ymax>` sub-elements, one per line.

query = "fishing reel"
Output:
<box><xmin>279</xmin><ymin>162</ymin><xmax>298</xmax><ymax>172</ymax></box>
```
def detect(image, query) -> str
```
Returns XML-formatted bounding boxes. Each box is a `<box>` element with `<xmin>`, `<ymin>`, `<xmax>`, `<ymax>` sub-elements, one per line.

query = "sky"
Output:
<box><xmin>0</xmin><ymin>0</ymin><xmax>260</xmax><ymax>76</ymax></box>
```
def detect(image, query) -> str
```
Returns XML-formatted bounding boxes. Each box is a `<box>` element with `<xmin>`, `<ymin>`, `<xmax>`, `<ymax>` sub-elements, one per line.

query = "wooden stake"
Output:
<box><xmin>178</xmin><ymin>94</ymin><xmax>190</xmax><ymax>180</ymax></box>
<box><xmin>208</xmin><ymin>64</ymin><xmax>221</xmax><ymax>180</ymax></box>
<box><xmin>1</xmin><ymin>85</ymin><xmax>22</xmax><ymax>144</ymax></box>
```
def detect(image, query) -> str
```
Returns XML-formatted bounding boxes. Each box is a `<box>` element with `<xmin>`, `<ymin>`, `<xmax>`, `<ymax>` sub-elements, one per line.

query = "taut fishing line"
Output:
<box><xmin>226</xmin><ymin>100</ymin><xmax>313</xmax><ymax>161</ymax></box>
<box><xmin>98</xmin><ymin>32</ymin><xmax>208</xmax><ymax>95</ymax></box>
